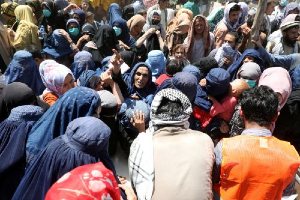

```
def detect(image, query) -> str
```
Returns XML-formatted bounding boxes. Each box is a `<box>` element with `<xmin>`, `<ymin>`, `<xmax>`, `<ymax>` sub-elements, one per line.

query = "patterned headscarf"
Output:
<box><xmin>186</xmin><ymin>15</ymin><xmax>211</xmax><ymax>61</ymax></box>
<box><xmin>45</xmin><ymin>162</ymin><xmax>120</xmax><ymax>200</ymax></box>
<box><xmin>39</xmin><ymin>60</ymin><xmax>74</xmax><ymax>97</ymax></box>
<box><xmin>150</xmin><ymin>88</ymin><xmax>192</xmax><ymax>132</ymax></box>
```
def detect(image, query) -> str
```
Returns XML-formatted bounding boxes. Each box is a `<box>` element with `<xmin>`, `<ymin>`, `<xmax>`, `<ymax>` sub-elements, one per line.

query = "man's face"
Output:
<box><xmin>194</xmin><ymin>18</ymin><xmax>205</xmax><ymax>35</ymax></box>
<box><xmin>224</xmin><ymin>34</ymin><xmax>236</xmax><ymax>48</ymax></box>
<box><xmin>265</xmin><ymin>2</ymin><xmax>276</xmax><ymax>15</ymax></box>
<box><xmin>283</xmin><ymin>26</ymin><xmax>299</xmax><ymax>45</ymax></box>
<box><xmin>229</xmin><ymin>10</ymin><xmax>240</xmax><ymax>24</ymax></box>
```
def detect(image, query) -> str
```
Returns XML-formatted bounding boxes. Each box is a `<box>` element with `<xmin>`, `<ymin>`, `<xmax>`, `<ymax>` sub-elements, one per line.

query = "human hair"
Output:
<box><xmin>85</xmin><ymin>11</ymin><xmax>94</xmax><ymax>19</ymax></box>
<box><xmin>24</xmin><ymin>45</ymin><xmax>43</xmax><ymax>59</ymax></box>
<box><xmin>240</xmin><ymin>86</ymin><xmax>279</xmax><ymax>126</ymax></box>
<box><xmin>166</xmin><ymin>59</ymin><xmax>183</xmax><ymax>76</ymax></box>
<box><xmin>230</xmin><ymin>4</ymin><xmax>241</xmax><ymax>14</ymax></box>
<box><xmin>156</xmin><ymin>97</ymin><xmax>183</xmax><ymax>116</ymax></box>
<box><xmin>172</xmin><ymin>44</ymin><xmax>184</xmax><ymax>56</ymax></box>
<box><xmin>227</xmin><ymin>32</ymin><xmax>239</xmax><ymax>44</ymax></box>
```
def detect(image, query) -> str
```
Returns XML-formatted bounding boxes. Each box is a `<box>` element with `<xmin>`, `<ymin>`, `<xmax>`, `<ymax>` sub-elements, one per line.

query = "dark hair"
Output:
<box><xmin>156</xmin><ymin>97</ymin><xmax>183</xmax><ymax>116</ymax></box>
<box><xmin>240</xmin><ymin>86</ymin><xmax>279</xmax><ymax>126</ymax></box>
<box><xmin>229</xmin><ymin>4</ymin><xmax>241</xmax><ymax>13</ymax></box>
<box><xmin>166</xmin><ymin>59</ymin><xmax>183</xmax><ymax>76</ymax></box>
<box><xmin>227</xmin><ymin>32</ymin><xmax>239</xmax><ymax>43</ymax></box>
<box><xmin>24</xmin><ymin>45</ymin><xmax>43</xmax><ymax>59</ymax></box>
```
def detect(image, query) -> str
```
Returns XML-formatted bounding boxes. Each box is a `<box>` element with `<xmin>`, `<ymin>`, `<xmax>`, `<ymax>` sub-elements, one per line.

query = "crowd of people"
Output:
<box><xmin>0</xmin><ymin>0</ymin><xmax>300</xmax><ymax>199</ymax></box>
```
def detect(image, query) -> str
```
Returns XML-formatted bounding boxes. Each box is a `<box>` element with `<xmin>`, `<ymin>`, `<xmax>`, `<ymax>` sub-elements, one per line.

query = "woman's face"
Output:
<box><xmin>68</xmin><ymin>22</ymin><xmax>78</xmax><ymax>29</ymax></box>
<box><xmin>134</xmin><ymin>66</ymin><xmax>149</xmax><ymax>89</ymax></box>
<box><xmin>62</xmin><ymin>74</ymin><xmax>75</xmax><ymax>94</ymax></box>
<box><xmin>94</xmin><ymin>79</ymin><xmax>104</xmax><ymax>91</ymax></box>
<box><xmin>73</xmin><ymin>13</ymin><xmax>80</xmax><ymax>23</ymax></box>
<box><xmin>243</xmin><ymin>56</ymin><xmax>255</xmax><ymax>64</ymax></box>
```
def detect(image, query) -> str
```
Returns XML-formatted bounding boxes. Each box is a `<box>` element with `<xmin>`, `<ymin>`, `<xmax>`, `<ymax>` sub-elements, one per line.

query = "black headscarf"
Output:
<box><xmin>122</xmin><ymin>5</ymin><xmax>134</xmax><ymax>21</ymax></box>
<box><xmin>41</xmin><ymin>0</ymin><xmax>58</xmax><ymax>28</ymax></box>
<box><xmin>0</xmin><ymin>82</ymin><xmax>36</xmax><ymax>122</ymax></box>
<box><xmin>84</xmin><ymin>25</ymin><xmax>120</xmax><ymax>65</ymax></box>
<box><xmin>120</xmin><ymin>50</ymin><xmax>138</xmax><ymax>70</ymax></box>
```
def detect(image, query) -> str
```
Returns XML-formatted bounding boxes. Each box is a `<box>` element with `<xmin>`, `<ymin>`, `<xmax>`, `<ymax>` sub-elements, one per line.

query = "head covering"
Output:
<box><xmin>86</xmin><ymin>25</ymin><xmax>119</xmax><ymax>64</ymax></box>
<box><xmin>15</xmin><ymin>117</ymin><xmax>122</xmax><ymax>200</ymax></box>
<box><xmin>237</xmin><ymin>62</ymin><xmax>262</xmax><ymax>80</ymax></box>
<box><xmin>4</xmin><ymin>50</ymin><xmax>45</xmax><ymax>96</ymax></box>
<box><xmin>108</xmin><ymin>3</ymin><xmax>122</xmax><ymax>25</ymax></box>
<box><xmin>227</xmin><ymin>49</ymin><xmax>264</xmax><ymax>81</ymax></box>
<box><xmin>78</xmin><ymin>70</ymin><xmax>100</xmax><ymax>89</ymax></box>
<box><xmin>45</xmin><ymin>162</ymin><xmax>120</xmax><ymax>200</ymax></box>
<box><xmin>0</xmin><ymin>105</ymin><xmax>43</xmax><ymax>200</ymax></box>
<box><xmin>73</xmin><ymin>9</ymin><xmax>86</xmax><ymax>28</ymax></box>
<box><xmin>97</xmin><ymin>90</ymin><xmax>118</xmax><ymax>116</ymax></box>
<box><xmin>14</xmin><ymin>5</ymin><xmax>35</xmax><ymax>23</ymax></box>
<box><xmin>71</xmin><ymin>51</ymin><xmax>95</xmax><ymax>80</ymax></box>
<box><xmin>112</xmin><ymin>18</ymin><xmax>131</xmax><ymax>46</ymax></box>
<box><xmin>123</xmin><ymin>5</ymin><xmax>134</xmax><ymax>21</ymax></box>
<box><xmin>120</xmin><ymin>50</ymin><xmax>139</xmax><ymax>69</ymax></box>
<box><xmin>150</xmin><ymin>88</ymin><xmax>193</xmax><ymax>132</ymax></box>
<box><xmin>258</xmin><ymin>67</ymin><xmax>292</xmax><ymax>110</ymax></box>
<box><xmin>126</xmin><ymin>62</ymin><xmax>157</xmax><ymax>103</ymax></box>
<box><xmin>26</xmin><ymin>87</ymin><xmax>101</xmax><ymax>164</ymax></box>
<box><xmin>124</xmin><ymin>99</ymin><xmax>150</xmax><ymax>124</ymax></box>
<box><xmin>54</xmin><ymin>0</ymin><xmax>68</xmax><ymax>10</ymax></box>
<box><xmin>280</xmin><ymin>14</ymin><xmax>300</xmax><ymax>31</ymax></box>
<box><xmin>66</xmin><ymin>18</ymin><xmax>80</xmax><ymax>30</ymax></box>
<box><xmin>25</xmin><ymin>0</ymin><xmax>42</xmax><ymax>22</ymax></box>
<box><xmin>222</xmin><ymin>2</ymin><xmax>240</xmax><ymax>32</ymax></box>
<box><xmin>237</xmin><ymin>2</ymin><xmax>248</xmax><ymax>27</ymax></box>
<box><xmin>166</xmin><ymin>8</ymin><xmax>193</xmax><ymax>34</ymax></box>
<box><xmin>39</xmin><ymin>60</ymin><xmax>74</xmax><ymax>97</ymax></box>
<box><xmin>186</xmin><ymin>15</ymin><xmax>211</xmax><ymax>61</ymax></box>
<box><xmin>1</xmin><ymin>2</ymin><xmax>19</xmax><ymax>27</ymax></box>
<box><xmin>146</xmin><ymin>50</ymin><xmax>167</xmax><ymax>81</ymax></box>
<box><xmin>143</xmin><ymin>9</ymin><xmax>162</xmax><ymax>33</ymax></box>
<box><xmin>82</xmin><ymin>22</ymin><xmax>96</xmax><ymax>38</ymax></box>
<box><xmin>192</xmin><ymin>56</ymin><xmax>218</xmax><ymax>80</ymax></box>
<box><xmin>290</xmin><ymin>65</ymin><xmax>300</xmax><ymax>89</ymax></box>
<box><xmin>283</xmin><ymin>2</ymin><xmax>300</xmax><ymax>19</ymax></box>
<box><xmin>127</xmin><ymin>15</ymin><xmax>146</xmax><ymax>40</ymax></box>
<box><xmin>157</xmin><ymin>72</ymin><xmax>198</xmax><ymax>103</ymax></box>
<box><xmin>41</xmin><ymin>0</ymin><xmax>58</xmax><ymax>26</ymax></box>
<box><xmin>0</xmin><ymin>82</ymin><xmax>36</xmax><ymax>122</ymax></box>
<box><xmin>43</xmin><ymin>29</ymin><xmax>73</xmax><ymax>59</ymax></box>
<box><xmin>206</xmin><ymin>68</ymin><xmax>230</xmax><ymax>98</ymax></box>
<box><xmin>182</xmin><ymin>65</ymin><xmax>201</xmax><ymax>82</ymax></box>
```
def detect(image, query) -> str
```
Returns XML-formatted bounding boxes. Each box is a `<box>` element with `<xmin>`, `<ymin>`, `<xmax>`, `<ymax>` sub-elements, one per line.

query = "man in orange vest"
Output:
<box><xmin>213</xmin><ymin>85</ymin><xmax>300</xmax><ymax>200</ymax></box>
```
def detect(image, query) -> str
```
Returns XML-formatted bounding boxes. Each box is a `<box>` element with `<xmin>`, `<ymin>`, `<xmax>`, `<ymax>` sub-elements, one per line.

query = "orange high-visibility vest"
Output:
<box><xmin>219</xmin><ymin>135</ymin><xmax>300</xmax><ymax>200</ymax></box>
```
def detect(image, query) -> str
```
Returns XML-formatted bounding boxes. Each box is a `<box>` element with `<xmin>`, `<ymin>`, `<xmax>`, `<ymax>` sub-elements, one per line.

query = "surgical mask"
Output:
<box><xmin>113</xmin><ymin>27</ymin><xmax>121</xmax><ymax>36</ymax></box>
<box><xmin>68</xmin><ymin>27</ymin><xmax>80</xmax><ymax>37</ymax></box>
<box><xmin>279</xmin><ymin>0</ymin><xmax>288</xmax><ymax>7</ymax></box>
<box><xmin>242</xmin><ymin>78</ymin><xmax>256</xmax><ymax>88</ymax></box>
<box><xmin>43</xmin><ymin>9</ymin><xmax>51</xmax><ymax>17</ymax></box>
<box><xmin>151</xmin><ymin>19</ymin><xmax>160</xmax><ymax>25</ymax></box>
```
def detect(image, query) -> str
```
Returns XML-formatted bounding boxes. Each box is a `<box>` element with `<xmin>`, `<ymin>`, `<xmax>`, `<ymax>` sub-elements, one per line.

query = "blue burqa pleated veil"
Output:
<box><xmin>12</xmin><ymin>117</ymin><xmax>122</xmax><ymax>200</ymax></box>
<box><xmin>25</xmin><ymin>86</ymin><xmax>101</xmax><ymax>165</ymax></box>
<box><xmin>0</xmin><ymin>105</ymin><xmax>44</xmax><ymax>200</ymax></box>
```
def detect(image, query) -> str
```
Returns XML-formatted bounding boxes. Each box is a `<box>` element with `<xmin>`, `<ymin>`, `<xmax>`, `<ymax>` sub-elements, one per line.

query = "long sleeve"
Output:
<box><xmin>257</xmin><ymin>46</ymin><xmax>293</xmax><ymax>70</ymax></box>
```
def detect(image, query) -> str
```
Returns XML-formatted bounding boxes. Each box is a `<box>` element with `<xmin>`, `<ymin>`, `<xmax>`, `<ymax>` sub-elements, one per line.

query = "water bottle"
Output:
<box><xmin>39</xmin><ymin>25</ymin><xmax>45</xmax><ymax>40</ymax></box>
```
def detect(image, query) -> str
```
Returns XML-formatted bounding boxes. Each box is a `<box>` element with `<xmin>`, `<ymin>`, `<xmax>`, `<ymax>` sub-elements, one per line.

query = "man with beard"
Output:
<box><xmin>266</xmin><ymin>14</ymin><xmax>300</xmax><ymax>55</ymax></box>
